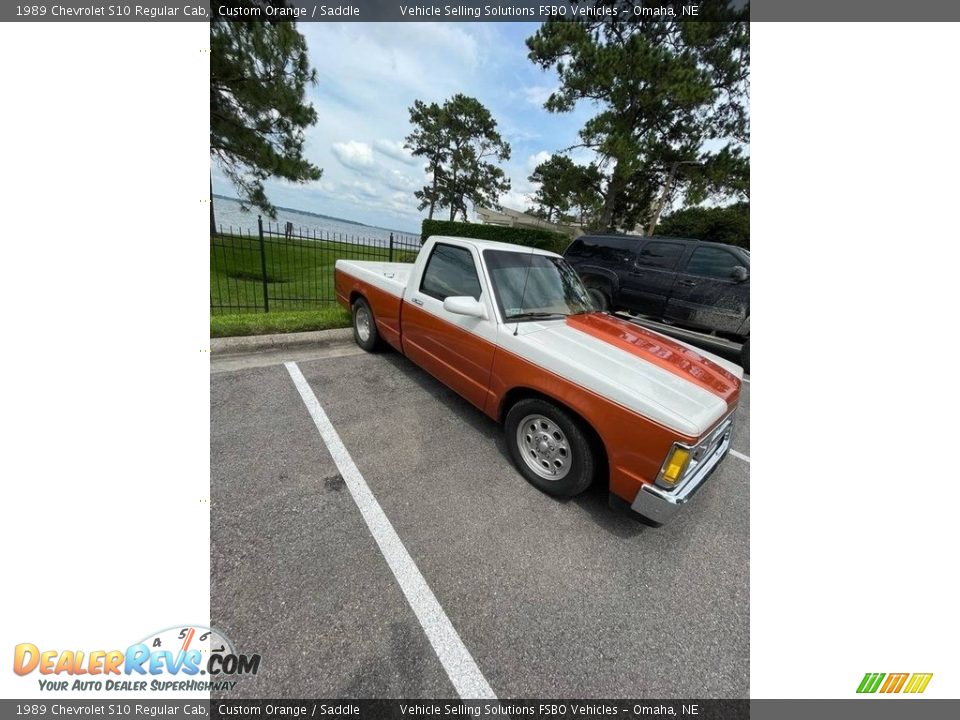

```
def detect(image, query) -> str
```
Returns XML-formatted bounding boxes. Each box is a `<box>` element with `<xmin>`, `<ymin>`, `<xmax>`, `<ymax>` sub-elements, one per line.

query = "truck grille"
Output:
<box><xmin>680</xmin><ymin>417</ymin><xmax>733</xmax><ymax>490</ymax></box>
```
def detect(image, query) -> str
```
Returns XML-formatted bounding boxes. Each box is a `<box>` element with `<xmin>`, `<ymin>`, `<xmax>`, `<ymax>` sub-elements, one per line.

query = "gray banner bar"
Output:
<box><xmin>2</xmin><ymin>699</ymin><xmax>960</xmax><ymax>718</ymax></box>
<box><xmin>753</xmin><ymin>699</ymin><xmax>960</xmax><ymax>720</ymax></box>
<box><xmin>0</xmin><ymin>701</ymin><xmax>210</xmax><ymax>719</ymax></box>
<box><xmin>3</xmin><ymin>0</ymin><xmax>960</xmax><ymax>22</ymax></box>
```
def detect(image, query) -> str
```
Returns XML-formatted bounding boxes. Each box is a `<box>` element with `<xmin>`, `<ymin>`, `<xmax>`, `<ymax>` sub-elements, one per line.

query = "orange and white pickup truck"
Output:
<box><xmin>334</xmin><ymin>235</ymin><xmax>743</xmax><ymax>524</ymax></box>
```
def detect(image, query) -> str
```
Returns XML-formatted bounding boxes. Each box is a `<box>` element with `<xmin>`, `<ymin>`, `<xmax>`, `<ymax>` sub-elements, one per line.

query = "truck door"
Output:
<box><xmin>401</xmin><ymin>242</ymin><xmax>498</xmax><ymax>410</ymax></box>
<box><xmin>664</xmin><ymin>245</ymin><xmax>749</xmax><ymax>334</ymax></box>
<box><xmin>622</xmin><ymin>240</ymin><xmax>685</xmax><ymax>318</ymax></box>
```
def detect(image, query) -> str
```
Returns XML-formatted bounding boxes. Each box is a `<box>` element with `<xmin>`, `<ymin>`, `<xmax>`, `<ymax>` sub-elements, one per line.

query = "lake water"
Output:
<box><xmin>212</xmin><ymin>195</ymin><xmax>421</xmax><ymax>245</ymax></box>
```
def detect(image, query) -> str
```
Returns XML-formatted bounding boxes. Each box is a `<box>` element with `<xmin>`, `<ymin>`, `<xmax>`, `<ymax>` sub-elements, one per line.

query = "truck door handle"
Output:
<box><xmin>677</xmin><ymin>280</ymin><xmax>697</xmax><ymax>287</ymax></box>
<box><xmin>411</xmin><ymin>298</ymin><xmax>424</xmax><ymax>306</ymax></box>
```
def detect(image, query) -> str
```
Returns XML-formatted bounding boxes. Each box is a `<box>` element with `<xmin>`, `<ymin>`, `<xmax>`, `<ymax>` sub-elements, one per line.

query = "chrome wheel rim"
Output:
<box><xmin>355</xmin><ymin>305</ymin><xmax>371</xmax><ymax>342</ymax></box>
<box><xmin>517</xmin><ymin>414</ymin><xmax>571</xmax><ymax>481</ymax></box>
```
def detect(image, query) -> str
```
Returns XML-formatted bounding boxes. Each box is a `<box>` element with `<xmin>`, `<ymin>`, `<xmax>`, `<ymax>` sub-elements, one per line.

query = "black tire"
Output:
<box><xmin>351</xmin><ymin>297</ymin><xmax>381</xmax><ymax>352</ymax></box>
<box><xmin>505</xmin><ymin>398</ymin><xmax>596</xmax><ymax>498</ymax></box>
<box><xmin>586</xmin><ymin>286</ymin><xmax>610</xmax><ymax>312</ymax></box>
<box><xmin>740</xmin><ymin>338</ymin><xmax>750</xmax><ymax>375</ymax></box>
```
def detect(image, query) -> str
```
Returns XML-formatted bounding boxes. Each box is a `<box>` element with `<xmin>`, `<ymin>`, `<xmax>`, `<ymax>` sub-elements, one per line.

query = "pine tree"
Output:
<box><xmin>405</xmin><ymin>94</ymin><xmax>511</xmax><ymax>222</ymax></box>
<box><xmin>210</xmin><ymin>10</ymin><xmax>322</xmax><ymax>229</ymax></box>
<box><xmin>527</xmin><ymin>2</ymin><xmax>750</xmax><ymax>232</ymax></box>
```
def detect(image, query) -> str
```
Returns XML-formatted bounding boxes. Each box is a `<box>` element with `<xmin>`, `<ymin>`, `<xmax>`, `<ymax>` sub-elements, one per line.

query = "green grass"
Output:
<box><xmin>211</xmin><ymin>233</ymin><xmax>419</xmax><ymax>316</ymax></box>
<box><xmin>210</xmin><ymin>307</ymin><xmax>351</xmax><ymax>338</ymax></box>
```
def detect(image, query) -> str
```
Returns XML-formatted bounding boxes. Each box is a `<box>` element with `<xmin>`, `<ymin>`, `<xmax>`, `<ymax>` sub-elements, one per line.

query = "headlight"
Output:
<box><xmin>657</xmin><ymin>446</ymin><xmax>691</xmax><ymax>488</ymax></box>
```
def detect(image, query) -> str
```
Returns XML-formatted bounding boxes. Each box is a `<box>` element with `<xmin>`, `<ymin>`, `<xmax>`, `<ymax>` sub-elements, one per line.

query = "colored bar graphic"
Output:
<box><xmin>858</xmin><ymin>672</ymin><xmax>933</xmax><ymax>694</ymax></box>
<box><xmin>880</xmin><ymin>673</ymin><xmax>908</xmax><ymax>693</ymax></box>
<box><xmin>904</xmin><ymin>673</ymin><xmax>933</xmax><ymax>694</ymax></box>
<box><xmin>856</xmin><ymin>672</ymin><xmax>885</xmax><ymax>693</ymax></box>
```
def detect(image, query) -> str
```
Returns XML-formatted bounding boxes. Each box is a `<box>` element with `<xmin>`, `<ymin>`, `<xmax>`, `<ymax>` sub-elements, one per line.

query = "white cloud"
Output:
<box><xmin>331</xmin><ymin>140</ymin><xmax>420</xmax><ymax>197</ymax></box>
<box><xmin>526</xmin><ymin>150</ymin><xmax>552</xmax><ymax>173</ymax></box>
<box><xmin>343</xmin><ymin>179</ymin><xmax>379</xmax><ymax>198</ymax></box>
<box><xmin>331</xmin><ymin>140</ymin><xmax>375</xmax><ymax>170</ymax></box>
<box><xmin>499</xmin><ymin>188</ymin><xmax>536</xmax><ymax>212</ymax></box>
<box><xmin>522</xmin><ymin>85</ymin><xmax>556</xmax><ymax>107</ymax></box>
<box><xmin>374</xmin><ymin>139</ymin><xmax>419</xmax><ymax>165</ymax></box>
<box><xmin>381</xmin><ymin>168</ymin><xmax>420</xmax><ymax>193</ymax></box>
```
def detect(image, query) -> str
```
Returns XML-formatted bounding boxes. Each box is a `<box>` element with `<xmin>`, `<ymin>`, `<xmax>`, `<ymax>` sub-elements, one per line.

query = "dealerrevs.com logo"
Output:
<box><xmin>857</xmin><ymin>672</ymin><xmax>933</xmax><ymax>694</ymax></box>
<box><xmin>13</xmin><ymin>625</ymin><xmax>260</xmax><ymax>693</ymax></box>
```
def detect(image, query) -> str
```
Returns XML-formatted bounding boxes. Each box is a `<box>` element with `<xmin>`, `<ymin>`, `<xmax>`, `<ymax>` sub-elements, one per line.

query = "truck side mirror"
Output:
<box><xmin>731</xmin><ymin>266</ymin><xmax>749</xmax><ymax>282</ymax></box>
<box><xmin>443</xmin><ymin>296</ymin><xmax>488</xmax><ymax>320</ymax></box>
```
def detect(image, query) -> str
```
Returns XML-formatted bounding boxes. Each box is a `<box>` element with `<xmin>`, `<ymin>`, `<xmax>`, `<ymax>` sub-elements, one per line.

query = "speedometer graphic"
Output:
<box><xmin>137</xmin><ymin>625</ymin><xmax>236</xmax><ymax>675</ymax></box>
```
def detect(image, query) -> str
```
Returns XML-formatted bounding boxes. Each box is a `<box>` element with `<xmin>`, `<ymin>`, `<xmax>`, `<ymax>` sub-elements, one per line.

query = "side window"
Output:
<box><xmin>684</xmin><ymin>247</ymin><xmax>741</xmax><ymax>279</ymax></box>
<box><xmin>420</xmin><ymin>243</ymin><xmax>482</xmax><ymax>301</ymax></box>
<box><xmin>599</xmin><ymin>237</ymin><xmax>638</xmax><ymax>265</ymax></box>
<box><xmin>636</xmin><ymin>242</ymin><xmax>684</xmax><ymax>270</ymax></box>
<box><xmin>571</xmin><ymin>236</ymin><xmax>637</xmax><ymax>265</ymax></box>
<box><xmin>565</xmin><ymin>239</ymin><xmax>587</xmax><ymax>259</ymax></box>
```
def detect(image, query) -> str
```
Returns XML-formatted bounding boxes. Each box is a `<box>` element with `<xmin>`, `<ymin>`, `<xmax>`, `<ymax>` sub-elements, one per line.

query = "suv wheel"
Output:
<box><xmin>586</xmin><ymin>287</ymin><xmax>609</xmax><ymax>312</ymax></box>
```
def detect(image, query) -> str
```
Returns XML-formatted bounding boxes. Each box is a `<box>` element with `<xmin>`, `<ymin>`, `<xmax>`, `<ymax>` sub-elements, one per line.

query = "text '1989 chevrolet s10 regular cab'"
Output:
<box><xmin>334</xmin><ymin>235</ymin><xmax>743</xmax><ymax>525</ymax></box>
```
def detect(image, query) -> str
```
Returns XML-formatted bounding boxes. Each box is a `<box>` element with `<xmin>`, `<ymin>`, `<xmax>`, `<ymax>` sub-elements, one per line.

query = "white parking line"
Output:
<box><xmin>285</xmin><ymin>361</ymin><xmax>497</xmax><ymax>700</ymax></box>
<box><xmin>730</xmin><ymin>449</ymin><xmax>751</xmax><ymax>463</ymax></box>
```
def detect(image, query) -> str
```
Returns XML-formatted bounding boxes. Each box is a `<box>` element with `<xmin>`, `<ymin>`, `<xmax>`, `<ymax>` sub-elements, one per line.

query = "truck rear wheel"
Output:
<box><xmin>505</xmin><ymin>398</ymin><xmax>595</xmax><ymax>497</ymax></box>
<box><xmin>352</xmin><ymin>297</ymin><xmax>381</xmax><ymax>352</ymax></box>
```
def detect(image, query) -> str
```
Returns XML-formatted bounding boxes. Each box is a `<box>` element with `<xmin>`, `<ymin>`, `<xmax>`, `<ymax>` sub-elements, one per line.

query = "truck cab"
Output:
<box><xmin>334</xmin><ymin>235</ymin><xmax>743</xmax><ymax>525</ymax></box>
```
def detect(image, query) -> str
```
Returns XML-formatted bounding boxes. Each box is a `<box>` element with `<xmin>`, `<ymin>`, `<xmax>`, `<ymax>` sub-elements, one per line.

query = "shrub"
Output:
<box><xmin>658</xmin><ymin>202</ymin><xmax>749</xmax><ymax>250</ymax></box>
<box><xmin>421</xmin><ymin>218</ymin><xmax>571</xmax><ymax>255</ymax></box>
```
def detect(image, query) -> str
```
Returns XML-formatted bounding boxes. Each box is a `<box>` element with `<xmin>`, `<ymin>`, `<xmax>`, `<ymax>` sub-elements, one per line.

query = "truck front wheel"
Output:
<box><xmin>505</xmin><ymin>398</ymin><xmax>595</xmax><ymax>497</ymax></box>
<box><xmin>352</xmin><ymin>297</ymin><xmax>381</xmax><ymax>352</ymax></box>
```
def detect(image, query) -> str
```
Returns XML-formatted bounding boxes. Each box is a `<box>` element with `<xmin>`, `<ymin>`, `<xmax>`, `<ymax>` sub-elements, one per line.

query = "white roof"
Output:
<box><xmin>427</xmin><ymin>235</ymin><xmax>561</xmax><ymax>258</ymax></box>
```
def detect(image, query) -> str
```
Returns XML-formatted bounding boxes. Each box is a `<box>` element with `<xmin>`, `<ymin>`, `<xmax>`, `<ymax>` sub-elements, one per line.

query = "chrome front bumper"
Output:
<box><xmin>630</xmin><ymin>418</ymin><xmax>733</xmax><ymax>524</ymax></box>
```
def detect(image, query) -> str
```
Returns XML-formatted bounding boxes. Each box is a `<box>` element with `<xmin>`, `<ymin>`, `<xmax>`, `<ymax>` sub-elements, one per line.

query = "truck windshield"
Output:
<box><xmin>484</xmin><ymin>249</ymin><xmax>594</xmax><ymax>322</ymax></box>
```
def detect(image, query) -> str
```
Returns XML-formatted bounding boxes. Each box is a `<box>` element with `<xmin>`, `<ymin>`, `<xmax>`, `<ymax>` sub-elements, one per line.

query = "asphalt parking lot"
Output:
<box><xmin>211</xmin><ymin>340</ymin><xmax>750</xmax><ymax>699</ymax></box>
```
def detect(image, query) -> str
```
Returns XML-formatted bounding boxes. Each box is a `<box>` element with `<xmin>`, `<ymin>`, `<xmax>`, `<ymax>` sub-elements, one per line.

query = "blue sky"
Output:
<box><xmin>212</xmin><ymin>22</ymin><xmax>603</xmax><ymax>234</ymax></box>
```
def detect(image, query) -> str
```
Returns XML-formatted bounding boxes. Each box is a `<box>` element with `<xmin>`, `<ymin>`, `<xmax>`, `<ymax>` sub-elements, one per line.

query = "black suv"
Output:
<box><xmin>564</xmin><ymin>235</ymin><xmax>750</xmax><ymax>370</ymax></box>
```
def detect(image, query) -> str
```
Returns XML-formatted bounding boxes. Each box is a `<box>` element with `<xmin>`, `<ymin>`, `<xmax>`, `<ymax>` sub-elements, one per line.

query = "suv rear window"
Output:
<box><xmin>684</xmin><ymin>247</ymin><xmax>742</xmax><ymax>279</ymax></box>
<box><xmin>419</xmin><ymin>243</ymin><xmax>482</xmax><ymax>301</ymax></box>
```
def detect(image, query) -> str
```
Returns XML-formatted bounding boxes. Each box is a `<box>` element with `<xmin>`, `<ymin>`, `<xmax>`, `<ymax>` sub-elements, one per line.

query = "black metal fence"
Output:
<box><xmin>210</xmin><ymin>217</ymin><xmax>421</xmax><ymax>315</ymax></box>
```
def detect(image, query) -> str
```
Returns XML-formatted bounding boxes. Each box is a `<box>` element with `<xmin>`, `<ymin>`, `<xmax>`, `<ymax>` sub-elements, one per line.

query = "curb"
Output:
<box><xmin>211</xmin><ymin>327</ymin><xmax>354</xmax><ymax>355</ymax></box>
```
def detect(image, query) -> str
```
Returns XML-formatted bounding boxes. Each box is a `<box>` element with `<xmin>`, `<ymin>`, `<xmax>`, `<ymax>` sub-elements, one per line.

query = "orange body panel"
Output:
<box><xmin>339</xmin><ymin>270</ymin><xmax>727</xmax><ymax>504</ymax></box>
<box><xmin>399</xmin><ymin>301</ymin><xmax>496</xmax><ymax>411</ymax></box>
<box><xmin>335</xmin><ymin>269</ymin><xmax>403</xmax><ymax>351</ymax></box>
<box><xmin>483</xmin><ymin>345</ymin><xmax>699</xmax><ymax>503</ymax></box>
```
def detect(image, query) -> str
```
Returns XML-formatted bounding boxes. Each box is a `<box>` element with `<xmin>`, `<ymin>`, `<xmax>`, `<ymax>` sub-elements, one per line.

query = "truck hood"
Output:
<box><xmin>510</xmin><ymin>312</ymin><xmax>741</xmax><ymax>437</ymax></box>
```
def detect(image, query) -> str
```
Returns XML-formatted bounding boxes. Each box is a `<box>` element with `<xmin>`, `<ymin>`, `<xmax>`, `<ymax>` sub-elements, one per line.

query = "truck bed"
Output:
<box><xmin>335</xmin><ymin>260</ymin><xmax>412</xmax><ymax>298</ymax></box>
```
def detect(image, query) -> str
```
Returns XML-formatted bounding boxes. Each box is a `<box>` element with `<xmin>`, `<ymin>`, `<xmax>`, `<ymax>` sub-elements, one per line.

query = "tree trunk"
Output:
<box><xmin>448</xmin><ymin>166</ymin><xmax>458</xmax><ymax>222</ymax></box>
<box><xmin>210</xmin><ymin>174</ymin><xmax>216</xmax><ymax>235</ymax></box>
<box><xmin>428</xmin><ymin>160</ymin><xmax>438</xmax><ymax>220</ymax></box>
<box><xmin>646</xmin><ymin>162</ymin><xmax>679</xmax><ymax>236</ymax></box>
<box><xmin>599</xmin><ymin>161</ymin><xmax>625</xmax><ymax>232</ymax></box>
